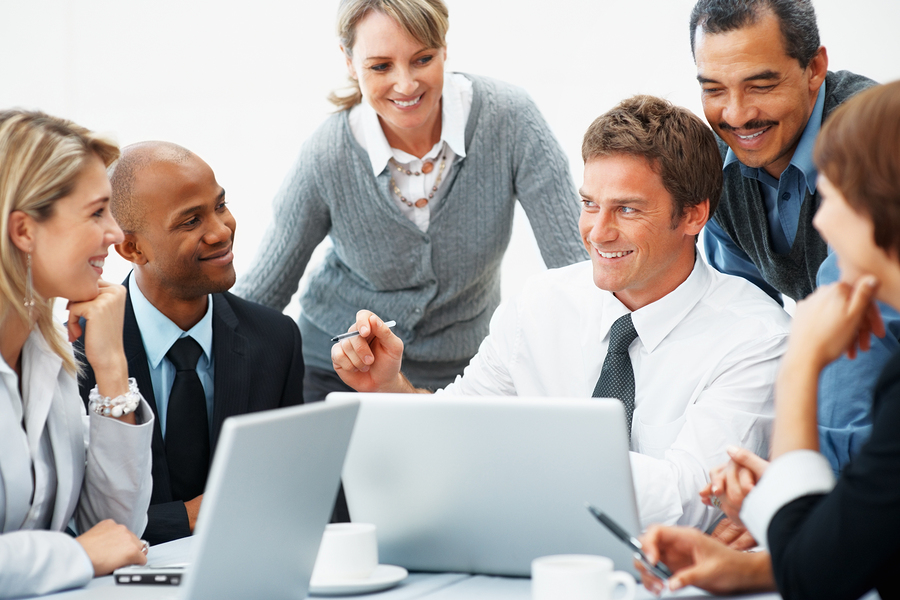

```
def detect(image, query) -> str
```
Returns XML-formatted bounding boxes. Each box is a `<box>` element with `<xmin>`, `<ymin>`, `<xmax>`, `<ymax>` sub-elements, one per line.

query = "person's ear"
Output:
<box><xmin>7</xmin><ymin>210</ymin><xmax>36</xmax><ymax>253</ymax></box>
<box><xmin>682</xmin><ymin>199</ymin><xmax>710</xmax><ymax>236</ymax></box>
<box><xmin>807</xmin><ymin>46</ymin><xmax>828</xmax><ymax>93</ymax></box>
<box><xmin>115</xmin><ymin>233</ymin><xmax>148</xmax><ymax>265</ymax></box>
<box><xmin>343</xmin><ymin>47</ymin><xmax>358</xmax><ymax>81</ymax></box>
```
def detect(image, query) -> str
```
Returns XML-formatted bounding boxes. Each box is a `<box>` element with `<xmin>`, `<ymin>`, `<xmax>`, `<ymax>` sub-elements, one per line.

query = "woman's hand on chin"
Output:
<box><xmin>785</xmin><ymin>274</ymin><xmax>883</xmax><ymax>371</ymax></box>
<box><xmin>67</xmin><ymin>280</ymin><xmax>129</xmax><ymax>398</ymax></box>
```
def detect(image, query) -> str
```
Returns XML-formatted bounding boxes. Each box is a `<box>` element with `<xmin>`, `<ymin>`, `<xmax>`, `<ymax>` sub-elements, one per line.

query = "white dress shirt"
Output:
<box><xmin>741</xmin><ymin>450</ymin><xmax>836</xmax><ymax>549</ymax></box>
<box><xmin>129</xmin><ymin>274</ymin><xmax>215</xmax><ymax>438</ymax></box>
<box><xmin>349</xmin><ymin>72</ymin><xmax>472</xmax><ymax>232</ymax></box>
<box><xmin>440</xmin><ymin>257</ymin><xmax>790</xmax><ymax>529</ymax></box>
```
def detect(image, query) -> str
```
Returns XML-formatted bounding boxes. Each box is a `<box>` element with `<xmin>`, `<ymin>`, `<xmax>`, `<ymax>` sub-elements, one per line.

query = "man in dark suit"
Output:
<box><xmin>77</xmin><ymin>141</ymin><xmax>304</xmax><ymax>545</ymax></box>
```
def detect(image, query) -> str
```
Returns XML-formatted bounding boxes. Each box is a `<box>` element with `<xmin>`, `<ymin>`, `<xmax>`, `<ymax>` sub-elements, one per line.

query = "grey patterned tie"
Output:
<box><xmin>592</xmin><ymin>314</ymin><xmax>639</xmax><ymax>442</ymax></box>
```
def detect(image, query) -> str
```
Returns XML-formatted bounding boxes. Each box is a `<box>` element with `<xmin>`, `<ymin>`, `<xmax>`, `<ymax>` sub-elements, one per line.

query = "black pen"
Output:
<box><xmin>585</xmin><ymin>503</ymin><xmax>673</xmax><ymax>581</ymax></box>
<box><xmin>331</xmin><ymin>320</ymin><xmax>396</xmax><ymax>342</ymax></box>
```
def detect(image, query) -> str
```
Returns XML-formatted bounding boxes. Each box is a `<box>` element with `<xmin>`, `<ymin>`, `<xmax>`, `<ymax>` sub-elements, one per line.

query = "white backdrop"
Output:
<box><xmin>2</xmin><ymin>0</ymin><xmax>898</xmax><ymax>319</ymax></box>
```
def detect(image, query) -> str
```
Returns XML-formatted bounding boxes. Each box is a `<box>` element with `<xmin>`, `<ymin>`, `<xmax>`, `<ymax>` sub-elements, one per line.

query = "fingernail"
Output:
<box><xmin>361</xmin><ymin>326</ymin><xmax>369</xmax><ymax>336</ymax></box>
<box><xmin>727</xmin><ymin>445</ymin><xmax>740</xmax><ymax>455</ymax></box>
<box><xmin>669</xmin><ymin>578</ymin><xmax>682</xmax><ymax>591</ymax></box>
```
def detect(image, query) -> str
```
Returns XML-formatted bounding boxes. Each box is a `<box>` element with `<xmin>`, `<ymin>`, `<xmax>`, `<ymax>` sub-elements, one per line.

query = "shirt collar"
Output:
<box><xmin>723</xmin><ymin>79</ymin><xmax>826</xmax><ymax>195</ymax></box>
<box><xmin>129</xmin><ymin>273</ymin><xmax>214</xmax><ymax>369</ymax></box>
<box><xmin>358</xmin><ymin>72</ymin><xmax>468</xmax><ymax>176</ymax></box>
<box><xmin>598</xmin><ymin>255</ymin><xmax>710</xmax><ymax>353</ymax></box>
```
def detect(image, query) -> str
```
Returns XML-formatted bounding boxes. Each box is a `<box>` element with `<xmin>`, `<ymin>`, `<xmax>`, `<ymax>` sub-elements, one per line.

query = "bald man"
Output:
<box><xmin>75</xmin><ymin>142</ymin><xmax>305</xmax><ymax>545</ymax></box>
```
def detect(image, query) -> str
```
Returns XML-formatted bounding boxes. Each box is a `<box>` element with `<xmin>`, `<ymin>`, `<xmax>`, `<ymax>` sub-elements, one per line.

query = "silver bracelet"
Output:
<box><xmin>89</xmin><ymin>378</ymin><xmax>141</xmax><ymax>417</ymax></box>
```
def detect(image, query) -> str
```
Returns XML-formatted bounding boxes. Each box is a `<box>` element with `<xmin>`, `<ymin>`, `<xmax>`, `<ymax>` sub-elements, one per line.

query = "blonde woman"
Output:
<box><xmin>0</xmin><ymin>110</ymin><xmax>153</xmax><ymax>597</ymax></box>
<box><xmin>237</xmin><ymin>0</ymin><xmax>586</xmax><ymax>402</ymax></box>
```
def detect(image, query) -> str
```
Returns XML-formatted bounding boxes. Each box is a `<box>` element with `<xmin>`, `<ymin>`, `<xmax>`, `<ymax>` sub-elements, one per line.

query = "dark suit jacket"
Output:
<box><xmin>767</xmin><ymin>349</ymin><xmax>900</xmax><ymax>600</ymax></box>
<box><xmin>76</xmin><ymin>277</ymin><xmax>304</xmax><ymax>545</ymax></box>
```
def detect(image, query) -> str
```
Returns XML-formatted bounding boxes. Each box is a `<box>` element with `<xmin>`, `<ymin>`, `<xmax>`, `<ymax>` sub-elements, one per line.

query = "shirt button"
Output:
<box><xmin>781</xmin><ymin>192</ymin><xmax>791</xmax><ymax>201</ymax></box>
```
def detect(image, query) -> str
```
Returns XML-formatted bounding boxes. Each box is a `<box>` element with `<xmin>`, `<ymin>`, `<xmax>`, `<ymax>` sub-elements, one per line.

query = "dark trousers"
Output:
<box><xmin>305</xmin><ymin>365</ymin><xmax>353</xmax><ymax>522</ymax></box>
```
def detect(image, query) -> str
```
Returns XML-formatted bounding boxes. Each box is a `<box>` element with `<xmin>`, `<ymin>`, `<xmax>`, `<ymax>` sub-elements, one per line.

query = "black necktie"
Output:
<box><xmin>592</xmin><ymin>314</ymin><xmax>639</xmax><ymax>442</ymax></box>
<box><xmin>165</xmin><ymin>336</ymin><xmax>210</xmax><ymax>501</ymax></box>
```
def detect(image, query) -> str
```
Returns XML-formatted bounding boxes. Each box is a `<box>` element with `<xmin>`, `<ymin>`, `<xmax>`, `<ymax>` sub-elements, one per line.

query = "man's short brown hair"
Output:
<box><xmin>582</xmin><ymin>95</ymin><xmax>723</xmax><ymax>224</ymax></box>
<box><xmin>815</xmin><ymin>81</ymin><xmax>900</xmax><ymax>259</ymax></box>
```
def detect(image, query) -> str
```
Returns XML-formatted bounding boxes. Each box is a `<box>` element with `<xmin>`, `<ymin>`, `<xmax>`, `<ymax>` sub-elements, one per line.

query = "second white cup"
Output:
<box><xmin>532</xmin><ymin>554</ymin><xmax>636</xmax><ymax>600</ymax></box>
<box><xmin>311</xmin><ymin>522</ymin><xmax>379</xmax><ymax>582</ymax></box>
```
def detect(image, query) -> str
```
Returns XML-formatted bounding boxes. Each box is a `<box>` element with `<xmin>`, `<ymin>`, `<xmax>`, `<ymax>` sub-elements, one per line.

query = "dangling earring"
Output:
<box><xmin>24</xmin><ymin>253</ymin><xmax>35</xmax><ymax>319</ymax></box>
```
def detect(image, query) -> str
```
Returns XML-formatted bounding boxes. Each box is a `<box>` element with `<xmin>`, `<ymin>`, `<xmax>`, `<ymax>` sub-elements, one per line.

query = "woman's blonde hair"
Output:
<box><xmin>0</xmin><ymin>110</ymin><xmax>119</xmax><ymax>373</ymax></box>
<box><xmin>330</xmin><ymin>0</ymin><xmax>449</xmax><ymax>111</ymax></box>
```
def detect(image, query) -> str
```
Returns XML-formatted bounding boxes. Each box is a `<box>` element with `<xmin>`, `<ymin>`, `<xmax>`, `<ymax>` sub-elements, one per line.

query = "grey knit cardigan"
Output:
<box><xmin>235</xmin><ymin>73</ymin><xmax>587</xmax><ymax>372</ymax></box>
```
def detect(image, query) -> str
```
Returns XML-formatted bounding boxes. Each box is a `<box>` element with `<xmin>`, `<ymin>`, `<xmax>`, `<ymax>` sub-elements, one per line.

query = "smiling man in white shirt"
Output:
<box><xmin>332</xmin><ymin>95</ymin><xmax>790</xmax><ymax>531</ymax></box>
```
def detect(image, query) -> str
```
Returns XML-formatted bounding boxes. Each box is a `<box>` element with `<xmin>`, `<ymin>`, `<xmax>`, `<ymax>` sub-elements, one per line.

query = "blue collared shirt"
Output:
<box><xmin>816</xmin><ymin>254</ymin><xmax>900</xmax><ymax>474</ymax></box>
<box><xmin>129</xmin><ymin>274</ymin><xmax>215</xmax><ymax>439</ymax></box>
<box><xmin>704</xmin><ymin>81</ymin><xmax>827</xmax><ymax>301</ymax></box>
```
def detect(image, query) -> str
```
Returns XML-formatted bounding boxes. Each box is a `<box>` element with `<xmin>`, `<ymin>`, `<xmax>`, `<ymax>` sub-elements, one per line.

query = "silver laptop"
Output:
<box><xmin>328</xmin><ymin>393</ymin><xmax>641</xmax><ymax>577</ymax></box>
<box><xmin>118</xmin><ymin>398</ymin><xmax>359</xmax><ymax>599</ymax></box>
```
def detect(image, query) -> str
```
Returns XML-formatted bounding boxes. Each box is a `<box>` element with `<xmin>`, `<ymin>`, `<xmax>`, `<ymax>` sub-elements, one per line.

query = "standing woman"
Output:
<box><xmin>236</xmin><ymin>0</ymin><xmax>586</xmax><ymax>401</ymax></box>
<box><xmin>0</xmin><ymin>110</ymin><xmax>153</xmax><ymax>597</ymax></box>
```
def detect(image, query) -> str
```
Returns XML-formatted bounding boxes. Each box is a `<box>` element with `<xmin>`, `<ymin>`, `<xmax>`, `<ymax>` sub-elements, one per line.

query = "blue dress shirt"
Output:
<box><xmin>129</xmin><ymin>274</ymin><xmax>215</xmax><ymax>439</ymax></box>
<box><xmin>816</xmin><ymin>254</ymin><xmax>900</xmax><ymax>473</ymax></box>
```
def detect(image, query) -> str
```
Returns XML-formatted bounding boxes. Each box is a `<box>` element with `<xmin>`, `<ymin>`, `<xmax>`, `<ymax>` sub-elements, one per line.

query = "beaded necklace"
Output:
<box><xmin>389</xmin><ymin>152</ymin><xmax>447</xmax><ymax>209</ymax></box>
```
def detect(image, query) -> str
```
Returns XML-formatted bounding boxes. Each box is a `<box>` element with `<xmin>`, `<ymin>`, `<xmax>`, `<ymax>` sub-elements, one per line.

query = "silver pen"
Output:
<box><xmin>331</xmin><ymin>320</ymin><xmax>397</xmax><ymax>343</ymax></box>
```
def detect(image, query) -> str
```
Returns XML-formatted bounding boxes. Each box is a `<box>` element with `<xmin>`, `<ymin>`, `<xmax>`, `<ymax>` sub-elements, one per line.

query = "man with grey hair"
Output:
<box><xmin>76</xmin><ymin>142</ymin><xmax>305</xmax><ymax>545</ymax></box>
<box><xmin>689</xmin><ymin>0</ymin><xmax>899</xmax><ymax>475</ymax></box>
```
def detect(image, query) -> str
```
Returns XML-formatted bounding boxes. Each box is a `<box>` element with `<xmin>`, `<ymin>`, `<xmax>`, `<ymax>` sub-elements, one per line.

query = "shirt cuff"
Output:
<box><xmin>741</xmin><ymin>450</ymin><xmax>836</xmax><ymax>549</ymax></box>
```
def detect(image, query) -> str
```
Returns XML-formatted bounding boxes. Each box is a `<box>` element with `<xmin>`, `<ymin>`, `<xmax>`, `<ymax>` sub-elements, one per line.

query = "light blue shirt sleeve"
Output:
<box><xmin>703</xmin><ymin>219</ymin><xmax>783</xmax><ymax>304</ymax></box>
<box><xmin>816</xmin><ymin>252</ymin><xmax>900</xmax><ymax>474</ymax></box>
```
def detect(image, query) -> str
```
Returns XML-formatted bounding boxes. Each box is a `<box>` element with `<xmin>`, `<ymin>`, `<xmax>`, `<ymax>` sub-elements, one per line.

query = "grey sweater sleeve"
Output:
<box><xmin>232</xmin><ymin>130</ymin><xmax>333</xmax><ymax>310</ymax></box>
<box><xmin>508</xmin><ymin>90</ymin><xmax>588</xmax><ymax>268</ymax></box>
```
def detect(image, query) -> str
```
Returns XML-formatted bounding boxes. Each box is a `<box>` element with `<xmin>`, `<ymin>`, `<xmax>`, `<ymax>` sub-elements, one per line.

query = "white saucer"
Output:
<box><xmin>308</xmin><ymin>564</ymin><xmax>409</xmax><ymax>596</ymax></box>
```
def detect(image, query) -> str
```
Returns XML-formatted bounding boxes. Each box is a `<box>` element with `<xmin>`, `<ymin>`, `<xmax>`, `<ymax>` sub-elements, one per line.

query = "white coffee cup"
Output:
<box><xmin>311</xmin><ymin>523</ymin><xmax>379</xmax><ymax>582</ymax></box>
<box><xmin>532</xmin><ymin>554</ymin><xmax>636</xmax><ymax>600</ymax></box>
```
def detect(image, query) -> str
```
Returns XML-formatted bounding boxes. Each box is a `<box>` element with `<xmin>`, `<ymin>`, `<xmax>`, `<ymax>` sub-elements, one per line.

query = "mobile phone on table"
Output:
<box><xmin>113</xmin><ymin>564</ymin><xmax>187</xmax><ymax>585</ymax></box>
<box><xmin>585</xmin><ymin>503</ymin><xmax>672</xmax><ymax>581</ymax></box>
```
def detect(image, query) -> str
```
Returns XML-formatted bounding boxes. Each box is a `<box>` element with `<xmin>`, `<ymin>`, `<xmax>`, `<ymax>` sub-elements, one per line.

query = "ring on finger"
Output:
<box><xmin>141</xmin><ymin>539</ymin><xmax>150</xmax><ymax>555</ymax></box>
<box><xmin>711</xmin><ymin>495</ymin><xmax>722</xmax><ymax>510</ymax></box>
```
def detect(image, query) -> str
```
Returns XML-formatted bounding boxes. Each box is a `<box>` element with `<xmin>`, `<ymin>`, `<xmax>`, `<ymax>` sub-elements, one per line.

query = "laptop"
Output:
<box><xmin>328</xmin><ymin>393</ymin><xmax>641</xmax><ymax>577</ymax></box>
<box><xmin>116</xmin><ymin>398</ymin><xmax>359</xmax><ymax>599</ymax></box>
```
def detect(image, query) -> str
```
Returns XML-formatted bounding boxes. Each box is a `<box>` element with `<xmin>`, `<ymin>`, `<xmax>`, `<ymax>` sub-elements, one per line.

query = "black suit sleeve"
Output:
<box><xmin>280</xmin><ymin>315</ymin><xmax>305</xmax><ymax>408</ymax></box>
<box><xmin>767</xmin><ymin>353</ymin><xmax>900</xmax><ymax>600</ymax></box>
<box><xmin>143</xmin><ymin>503</ymin><xmax>192</xmax><ymax>546</ymax></box>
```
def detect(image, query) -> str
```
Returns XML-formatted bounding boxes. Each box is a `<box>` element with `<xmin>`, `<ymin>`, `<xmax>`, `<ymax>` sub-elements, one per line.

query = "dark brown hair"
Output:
<box><xmin>814</xmin><ymin>81</ymin><xmax>900</xmax><ymax>258</ymax></box>
<box><xmin>582</xmin><ymin>95</ymin><xmax>723</xmax><ymax>223</ymax></box>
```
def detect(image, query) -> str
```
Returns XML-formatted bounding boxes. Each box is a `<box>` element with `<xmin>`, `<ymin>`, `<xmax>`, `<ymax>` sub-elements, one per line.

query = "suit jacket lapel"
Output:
<box><xmin>123</xmin><ymin>275</ymin><xmax>173</xmax><ymax>502</ymax></box>
<box><xmin>210</xmin><ymin>293</ymin><xmax>250</xmax><ymax>456</ymax></box>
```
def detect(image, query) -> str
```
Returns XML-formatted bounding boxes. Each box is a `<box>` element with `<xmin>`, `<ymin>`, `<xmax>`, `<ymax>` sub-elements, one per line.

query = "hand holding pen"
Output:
<box><xmin>330</xmin><ymin>310</ymin><xmax>410</xmax><ymax>393</ymax></box>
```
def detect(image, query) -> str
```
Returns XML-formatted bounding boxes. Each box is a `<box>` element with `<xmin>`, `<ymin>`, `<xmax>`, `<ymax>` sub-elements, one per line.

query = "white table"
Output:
<box><xmin>41</xmin><ymin>537</ymin><xmax>788</xmax><ymax>600</ymax></box>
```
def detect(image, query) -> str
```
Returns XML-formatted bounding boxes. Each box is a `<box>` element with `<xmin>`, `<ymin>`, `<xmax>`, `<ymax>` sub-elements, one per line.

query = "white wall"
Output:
<box><xmin>2</xmin><ymin>0</ymin><xmax>898</xmax><ymax>319</ymax></box>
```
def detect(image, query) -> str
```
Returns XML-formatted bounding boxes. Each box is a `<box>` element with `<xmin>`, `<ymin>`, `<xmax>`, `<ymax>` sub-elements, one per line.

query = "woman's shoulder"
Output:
<box><xmin>457</xmin><ymin>73</ymin><xmax>535</xmax><ymax>106</ymax></box>
<box><xmin>297</xmin><ymin>110</ymin><xmax>365</xmax><ymax>168</ymax></box>
<box><xmin>303</xmin><ymin>111</ymin><xmax>352</xmax><ymax>148</ymax></box>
